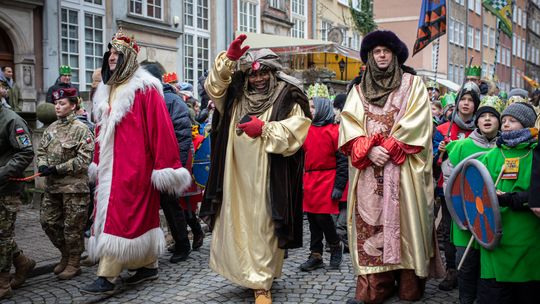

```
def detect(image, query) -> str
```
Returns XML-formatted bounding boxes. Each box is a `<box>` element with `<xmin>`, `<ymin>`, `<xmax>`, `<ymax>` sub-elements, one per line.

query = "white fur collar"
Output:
<box><xmin>93</xmin><ymin>67</ymin><xmax>163</xmax><ymax>127</ymax></box>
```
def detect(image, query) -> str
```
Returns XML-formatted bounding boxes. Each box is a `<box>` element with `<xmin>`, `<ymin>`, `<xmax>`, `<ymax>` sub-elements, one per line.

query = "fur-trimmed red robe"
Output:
<box><xmin>88</xmin><ymin>68</ymin><xmax>191</xmax><ymax>262</ymax></box>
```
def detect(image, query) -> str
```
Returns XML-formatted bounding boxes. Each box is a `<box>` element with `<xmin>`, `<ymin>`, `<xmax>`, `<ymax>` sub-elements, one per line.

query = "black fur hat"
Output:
<box><xmin>360</xmin><ymin>30</ymin><xmax>409</xmax><ymax>65</ymax></box>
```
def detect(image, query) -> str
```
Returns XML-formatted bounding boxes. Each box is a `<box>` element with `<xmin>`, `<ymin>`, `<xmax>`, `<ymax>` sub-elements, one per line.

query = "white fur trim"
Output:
<box><xmin>93</xmin><ymin>67</ymin><xmax>163</xmax><ymax>127</ymax></box>
<box><xmin>88</xmin><ymin>162</ymin><xmax>98</xmax><ymax>184</ymax></box>
<box><xmin>88</xmin><ymin>228</ymin><xmax>165</xmax><ymax>263</ymax></box>
<box><xmin>151</xmin><ymin>167</ymin><xmax>192</xmax><ymax>197</ymax></box>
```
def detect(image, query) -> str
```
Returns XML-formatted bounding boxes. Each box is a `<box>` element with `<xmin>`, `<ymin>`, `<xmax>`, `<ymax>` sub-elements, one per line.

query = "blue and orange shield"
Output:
<box><xmin>193</xmin><ymin>134</ymin><xmax>211</xmax><ymax>188</ymax></box>
<box><xmin>445</xmin><ymin>152</ymin><xmax>487</xmax><ymax>230</ymax></box>
<box><xmin>461</xmin><ymin>159</ymin><xmax>502</xmax><ymax>250</ymax></box>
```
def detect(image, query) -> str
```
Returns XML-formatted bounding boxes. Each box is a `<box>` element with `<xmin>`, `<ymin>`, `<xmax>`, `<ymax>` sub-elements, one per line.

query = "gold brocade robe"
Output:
<box><xmin>205</xmin><ymin>52</ymin><xmax>310</xmax><ymax>290</ymax></box>
<box><xmin>338</xmin><ymin>74</ymin><xmax>435</xmax><ymax>278</ymax></box>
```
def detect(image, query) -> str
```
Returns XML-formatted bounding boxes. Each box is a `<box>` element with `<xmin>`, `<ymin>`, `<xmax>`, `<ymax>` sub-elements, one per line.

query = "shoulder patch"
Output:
<box><xmin>16</xmin><ymin>133</ymin><xmax>32</xmax><ymax>148</ymax></box>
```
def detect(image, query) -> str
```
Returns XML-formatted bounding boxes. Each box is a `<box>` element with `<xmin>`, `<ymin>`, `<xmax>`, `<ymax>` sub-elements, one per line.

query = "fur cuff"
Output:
<box><xmin>88</xmin><ymin>162</ymin><xmax>98</xmax><ymax>183</ymax></box>
<box><xmin>151</xmin><ymin>167</ymin><xmax>192</xmax><ymax>197</ymax></box>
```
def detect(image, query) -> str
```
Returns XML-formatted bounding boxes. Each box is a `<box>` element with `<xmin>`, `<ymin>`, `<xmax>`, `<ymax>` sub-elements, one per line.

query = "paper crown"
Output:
<box><xmin>506</xmin><ymin>95</ymin><xmax>526</xmax><ymax>106</ymax></box>
<box><xmin>426</xmin><ymin>80</ymin><xmax>439</xmax><ymax>90</ymax></box>
<box><xmin>465</xmin><ymin>65</ymin><xmax>482</xmax><ymax>77</ymax></box>
<box><xmin>162</xmin><ymin>72</ymin><xmax>178</xmax><ymax>84</ymax></box>
<box><xmin>59</xmin><ymin>65</ymin><xmax>72</xmax><ymax>76</ymax></box>
<box><xmin>52</xmin><ymin>87</ymin><xmax>78</xmax><ymax>102</ymax></box>
<box><xmin>306</xmin><ymin>83</ymin><xmax>330</xmax><ymax>100</ymax></box>
<box><xmin>440</xmin><ymin>92</ymin><xmax>456</xmax><ymax>108</ymax></box>
<box><xmin>110</xmin><ymin>28</ymin><xmax>140</xmax><ymax>54</ymax></box>
<box><xmin>479</xmin><ymin>95</ymin><xmax>506</xmax><ymax>114</ymax></box>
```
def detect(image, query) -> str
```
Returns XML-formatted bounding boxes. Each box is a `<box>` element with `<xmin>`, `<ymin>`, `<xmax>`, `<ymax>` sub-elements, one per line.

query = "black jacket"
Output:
<box><xmin>163</xmin><ymin>83</ymin><xmax>193</xmax><ymax>167</ymax></box>
<box><xmin>0</xmin><ymin>106</ymin><xmax>34</xmax><ymax>194</ymax></box>
<box><xmin>46</xmin><ymin>77</ymin><xmax>77</xmax><ymax>104</ymax></box>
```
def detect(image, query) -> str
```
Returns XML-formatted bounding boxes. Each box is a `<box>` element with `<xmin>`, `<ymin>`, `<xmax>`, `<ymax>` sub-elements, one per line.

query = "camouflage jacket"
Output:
<box><xmin>0</xmin><ymin>106</ymin><xmax>34</xmax><ymax>195</ymax></box>
<box><xmin>36</xmin><ymin>113</ymin><xmax>94</xmax><ymax>193</ymax></box>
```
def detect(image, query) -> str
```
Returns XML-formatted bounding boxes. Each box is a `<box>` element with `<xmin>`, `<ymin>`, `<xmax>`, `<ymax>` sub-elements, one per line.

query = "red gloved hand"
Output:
<box><xmin>238</xmin><ymin>115</ymin><xmax>265</xmax><ymax>138</ymax></box>
<box><xmin>380</xmin><ymin>136</ymin><xmax>423</xmax><ymax>165</ymax></box>
<box><xmin>350</xmin><ymin>134</ymin><xmax>383</xmax><ymax>170</ymax></box>
<box><xmin>226</xmin><ymin>34</ymin><xmax>250</xmax><ymax>61</ymax></box>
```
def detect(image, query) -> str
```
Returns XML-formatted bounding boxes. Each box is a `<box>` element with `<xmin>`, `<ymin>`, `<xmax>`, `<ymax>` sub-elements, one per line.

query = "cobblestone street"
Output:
<box><xmin>4</xmin><ymin>205</ymin><xmax>458</xmax><ymax>304</ymax></box>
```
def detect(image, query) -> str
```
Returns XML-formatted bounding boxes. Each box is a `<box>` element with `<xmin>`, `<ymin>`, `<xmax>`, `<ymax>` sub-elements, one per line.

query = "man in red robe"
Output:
<box><xmin>81</xmin><ymin>29</ymin><xmax>191</xmax><ymax>295</ymax></box>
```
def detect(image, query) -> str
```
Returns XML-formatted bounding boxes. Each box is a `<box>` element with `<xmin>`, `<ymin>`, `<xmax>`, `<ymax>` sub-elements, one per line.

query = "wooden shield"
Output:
<box><xmin>444</xmin><ymin>152</ymin><xmax>487</xmax><ymax>230</ymax></box>
<box><xmin>461</xmin><ymin>159</ymin><xmax>503</xmax><ymax>250</ymax></box>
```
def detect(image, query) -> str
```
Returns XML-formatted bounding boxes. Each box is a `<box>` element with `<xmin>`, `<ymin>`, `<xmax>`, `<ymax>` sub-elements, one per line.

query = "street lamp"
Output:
<box><xmin>338</xmin><ymin>58</ymin><xmax>346</xmax><ymax>80</ymax></box>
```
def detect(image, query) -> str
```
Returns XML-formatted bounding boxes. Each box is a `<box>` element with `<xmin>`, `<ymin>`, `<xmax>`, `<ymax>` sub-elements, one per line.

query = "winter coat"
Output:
<box><xmin>163</xmin><ymin>83</ymin><xmax>193</xmax><ymax>167</ymax></box>
<box><xmin>0</xmin><ymin>106</ymin><xmax>34</xmax><ymax>194</ymax></box>
<box><xmin>46</xmin><ymin>77</ymin><xmax>78</xmax><ymax>104</ymax></box>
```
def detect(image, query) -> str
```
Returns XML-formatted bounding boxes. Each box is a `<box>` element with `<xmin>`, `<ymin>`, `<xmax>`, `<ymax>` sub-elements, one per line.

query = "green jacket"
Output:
<box><xmin>477</xmin><ymin>142</ymin><xmax>540</xmax><ymax>282</ymax></box>
<box><xmin>0</xmin><ymin>106</ymin><xmax>34</xmax><ymax>195</ymax></box>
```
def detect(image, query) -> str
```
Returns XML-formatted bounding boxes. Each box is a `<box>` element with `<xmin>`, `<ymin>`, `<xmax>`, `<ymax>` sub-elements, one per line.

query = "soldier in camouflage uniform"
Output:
<box><xmin>0</xmin><ymin>105</ymin><xmax>36</xmax><ymax>300</ymax></box>
<box><xmin>36</xmin><ymin>87</ymin><xmax>94</xmax><ymax>280</ymax></box>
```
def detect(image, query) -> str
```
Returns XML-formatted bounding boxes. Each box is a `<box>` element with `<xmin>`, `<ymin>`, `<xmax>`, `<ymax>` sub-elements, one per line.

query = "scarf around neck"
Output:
<box><xmin>452</xmin><ymin>112</ymin><xmax>476</xmax><ymax>131</ymax></box>
<box><xmin>497</xmin><ymin>128</ymin><xmax>539</xmax><ymax>147</ymax></box>
<box><xmin>360</xmin><ymin>51</ymin><xmax>403</xmax><ymax>107</ymax></box>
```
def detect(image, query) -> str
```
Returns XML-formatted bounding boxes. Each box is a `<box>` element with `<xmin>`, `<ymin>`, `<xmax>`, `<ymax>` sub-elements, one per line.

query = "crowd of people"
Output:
<box><xmin>1</xmin><ymin>28</ymin><xmax>539</xmax><ymax>304</ymax></box>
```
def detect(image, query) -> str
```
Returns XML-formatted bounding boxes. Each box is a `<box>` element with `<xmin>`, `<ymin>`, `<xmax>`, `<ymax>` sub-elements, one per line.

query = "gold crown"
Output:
<box><xmin>110</xmin><ymin>28</ymin><xmax>140</xmax><ymax>53</ymax></box>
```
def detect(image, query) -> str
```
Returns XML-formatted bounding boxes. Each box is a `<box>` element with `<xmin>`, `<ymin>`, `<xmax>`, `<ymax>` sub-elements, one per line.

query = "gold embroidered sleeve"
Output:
<box><xmin>204</xmin><ymin>51</ymin><xmax>237</xmax><ymax>114</ymax></box>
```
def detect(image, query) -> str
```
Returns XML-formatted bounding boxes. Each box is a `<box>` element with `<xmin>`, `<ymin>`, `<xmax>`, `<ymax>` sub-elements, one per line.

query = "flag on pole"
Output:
<box><xmin>413</xmin><ymin>0</ymin><xmax>447</xmax><ymax>56</ymax></box>
<box><xmin>482</xmin><ymin>0</ymin><xmax>512</xmax><ymax>37</ymax></box>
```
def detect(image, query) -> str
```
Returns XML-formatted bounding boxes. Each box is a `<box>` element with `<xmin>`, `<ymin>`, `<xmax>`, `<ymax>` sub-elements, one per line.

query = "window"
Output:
<box><xmin>184</xmin><ymin>0</ymin><xmax>210</xmax><ymax>96</ymax></box>
<box><xmin>517</xmin><ymin>8</ymin><xmax>522</xmax><ymax>27</ymax></box>
<box><xmin>506</xmin><ymin>47</ymin><xmax>511</xmax><ymax>66</ymax></box>
<box><xmin>482</xmin><ymin>62</ymin><xmax>487</xmax><ymax>78</ymax></box>
<box><xmin>459</xmin><ymin>22</ymin><xmax>465</xmax><ymax>47</ymax></box>
<box><xmin>448</xmin><ymin>64</ymin><xmax>454</xmax><ymax>82</ymax></box>
<box><xmin>512</xmin><ymin>36</ymin><xmax>516</xmax><ymax>55</ymax></box>
<box><xmin>512</xmin><ymin>67</ymin><xmax>516</xmax><ymax>87</ymax></box>
<box><xmin>512</xmin><ymin>5</ymin><xmax>517</xmax><ymax>23</ymax></box>
<box><xmin>522</xmin><ymin>38</ymin><xmax>526</xmax><ymax>59</ymax></box>
<box><xmin>497</xmin><ymin>45</ymin><xmax>501</xmax><ymax>64</ymax></box>
<box><xmin>185</xmin><ymin>0</ymin><xmax>194</xmax><ymax>27</ymax></box>
<box><xmin>61</xmin><ymin>8</ymin><xmax>80</xmax><ymax>86</ymax></box>
<box><xmin>84</xmin><ymin>13</ymin><xmax>103</xmax><ymax>90</ymax></box>
<box><xmin>239</xmin><ymin>0</ymin><xmax>258</xmax><ymax>33</ymax></box>
<box><xmin>129</xmin><ymin>0</ymin><xmax>162</xmax><ymax>20</ymax></box>
<box><xmin>196</xmin><ymin>0</ymin><xmax>208</xmax><ymax>29</ymax></box>
<box><xmin>291</xmin><ymin>0</ymin><xmax>307</xmax><ymax>39</ymax></box>
<box><xmin>475</xmin><ymin>0</ymin><xmax>481</xmax><ymax>14</ymax></box>
<box><xmin>516</xmin><ymin>36</ymin><xmax>521</xmax><ymax>58</ymax></box>
<box><xmin>321</xmin><ymin>20</ymin><xmax>332</xmax><ymax>41</ymax></box>
<box><xmin>84</xmin><ymin>0</ymin><xmax>103</xmax><ymax>5</ymax></box>
<box><xmin>468</xmin><ymin>0</ymin><xmax>474</xmax><ymax>10</ymax></box>
<box><xmin>489</xmin><ymin>28</ymin><xmax>495</xmax><ymax>48</ymax></box>
<box><xmin>449</xmin><ymin>19</ymin><xmax>454</xmax><ymax>43</ymax></box>
<box><xmin>475</xmin><ymin>29</ymin><xmax>481</xmax><ymax>50</ymax></box>
<box><xmin>483</xmin><ymin>25</ymin><xmax>488</xmax><ymax>47</ymax></box>
<box><xmin>185</xmin><ymin>0</ymin><xmax>209</xmax><ymax>30</ymax></box>
<box><xmin>269</xmin><ymin>0</ymin><xmax>285</xmax><ymax>10</ymax></box>
<box><xmin>60</xmin><ymin>6</ymin><xmax>104</xmax><ymax>90</ymax></box>
<box><xmin>467</xmin><ymin>26</ymin><xmax>474</xmax><ymax>48</ymax></box>
<box><xmin>351</xmin><ymin>32</ymin><xmax>360</xmax><ymax>50</ymax></box>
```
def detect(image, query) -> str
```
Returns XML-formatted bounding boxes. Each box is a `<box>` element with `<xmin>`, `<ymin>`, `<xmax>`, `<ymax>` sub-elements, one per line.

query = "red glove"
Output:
<box><xmin>350</xmin><ymin>134</ymin><xmax>383</xmax><ymax>170</ymax></box>
<box><xmin>238</xmin><ymin>116</ymin><xmax>265</xmax><ymax>138</ymax></box>
<box><xmin>380</xmin><ymin>136</ymin><xmax>423</xmax><ymax>165</ymax></box>
<box><xmin>226</xmin><ymin>34</ymin><xmax>250</xmax><ymax>61</ymax></box>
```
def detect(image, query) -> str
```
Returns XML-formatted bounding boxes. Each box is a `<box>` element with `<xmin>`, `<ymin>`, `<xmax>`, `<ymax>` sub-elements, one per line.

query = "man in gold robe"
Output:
<box><xmin>339</xmin><ymin>30</ymin><xmax>436</xmax><ymax>303</ymax></box>
<box><xmin>201</xmin><ymin>34</ymin><xmax>311</xmax><ymax>304</ymax></box>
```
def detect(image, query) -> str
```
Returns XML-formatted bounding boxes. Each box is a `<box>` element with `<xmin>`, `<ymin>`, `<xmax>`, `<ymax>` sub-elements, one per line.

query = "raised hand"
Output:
<box><xmin>226</xmin><ymin>34</ymin><xmax>250</xmax><ymax>61</ymax></box>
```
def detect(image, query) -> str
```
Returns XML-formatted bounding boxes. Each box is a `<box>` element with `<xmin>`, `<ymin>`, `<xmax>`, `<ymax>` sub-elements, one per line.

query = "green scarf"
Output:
<box><xmin>360</xmin><ymin>51</ymin><xmax>403</xmax><ymax>107</ymax></box>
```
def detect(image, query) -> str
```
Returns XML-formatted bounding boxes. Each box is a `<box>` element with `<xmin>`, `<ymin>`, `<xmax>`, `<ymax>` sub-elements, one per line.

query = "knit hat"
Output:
<box><xmin>501</xmin><ymin>102</ymin><xmax>538</xmax><ymax>128</ymax></box>
<box><xmin>456</xmin><ymin>81</ymin><xmax>481</xmax><ymax>112</ymax></box>
<box><xmin>474</xmin><ymin>95</ymin><xmax>505</xmax><ymax>127</ymax></box>
<box><xmin>508</xmin><ymin>88</ymin><xmax>528</xmax><ymax>99</ymax></box>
